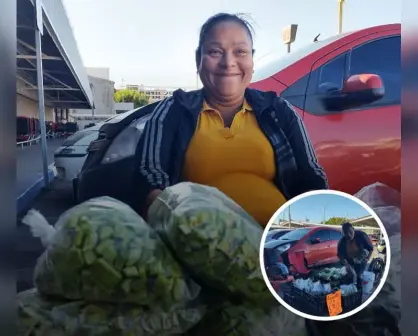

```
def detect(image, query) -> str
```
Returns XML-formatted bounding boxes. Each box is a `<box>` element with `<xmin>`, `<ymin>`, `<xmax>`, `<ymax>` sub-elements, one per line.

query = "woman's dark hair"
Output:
<box><xmin>196</xmin><ymin>13</ymin><xmax>255</xmax><ymax>63</ymax></box>
<box><xmin>342</xmin><ymin>222</ymin><xmax>354</xmax><ymax>234</ymax></box>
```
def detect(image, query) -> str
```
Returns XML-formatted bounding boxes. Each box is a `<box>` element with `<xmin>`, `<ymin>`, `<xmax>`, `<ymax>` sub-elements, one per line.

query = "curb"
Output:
<box><xmin>17</xmin><ymin>164</ymin><xmax>58</xmax><ymax>215</ymax></box>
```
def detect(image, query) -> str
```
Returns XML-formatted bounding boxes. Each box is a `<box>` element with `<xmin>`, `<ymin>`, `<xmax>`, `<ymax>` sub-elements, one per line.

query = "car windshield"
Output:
<box><xmin>267</xmin><ymin>230</ymin><xmax>281</xmax><ymax>237</ymax></box>
<box><xmin>73</xmin><ymin>131</ymin><xmax>99</xmax><ymax>146</ymax></box>
<box><xmin>62</xmin><ymin>130</ymin><xmax>97</xmax><ymax>146</ymax></box>
<box><xmin>252</xmin><ymin>32</ymin><xmax>351</xmax><ymax>82</ymax></box>
<box><xmin>278</xmin><ymin>228</ymin><xmax>311</xmax><ymax>241</ymax></box>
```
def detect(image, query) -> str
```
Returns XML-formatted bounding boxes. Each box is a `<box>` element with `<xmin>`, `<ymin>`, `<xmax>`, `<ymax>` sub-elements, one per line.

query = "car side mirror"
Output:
<box><xmin>321</xmin><ymin>74</ymin><xmax>385</xmax><ymax>112</ymax></box>
<box><xmin>311</xmin><ymin>237</ymin><xmax>321</xmax><ymax>244</ymax></box>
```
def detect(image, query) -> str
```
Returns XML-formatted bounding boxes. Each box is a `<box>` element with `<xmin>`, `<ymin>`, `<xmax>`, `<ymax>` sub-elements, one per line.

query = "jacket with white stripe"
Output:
<box><xmin>134</xmin><ymin>88</ymin><xmax>328</xmax><ymax>207</ymax></box>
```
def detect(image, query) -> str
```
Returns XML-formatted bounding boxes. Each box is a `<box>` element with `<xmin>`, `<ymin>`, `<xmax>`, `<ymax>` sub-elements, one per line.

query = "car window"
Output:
<box><xmin>133</xmin><ymin>114</ymin><xmax>152</xmax><ymax>131</ymax></box>
<box><xmin>317</xmin><ymin>53</ymin><xmax>347</xmax><ymax>94</ymax></box>
<box><xmin>329</xmin><ymin>230</ymin><xmax>342</xmax><ymax>241</ymax></box>
<box><xmin>309</xmin><ymin>230</ymin><xmax>330</xmax><ymax>243</ymax></box>
<box><xmin>278</xmin><ymin>228</ymin><xmax>311</xmax><ymax>241</ymax></box>
<box><xmin>349</xmin><ymin>35</ymin><xmax>401</xmax><ymax>105</ymax></box>
<box><xmin>273</xmin><ymin>231</ymin><xmax>291</xmax><ymax>239</ymax></box>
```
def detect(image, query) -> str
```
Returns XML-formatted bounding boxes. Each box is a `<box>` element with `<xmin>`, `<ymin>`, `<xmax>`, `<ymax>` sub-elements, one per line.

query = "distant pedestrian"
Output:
<box><xmin>337</xmin><ymin>222</ymin><xmax>374</xmax><ymax>288</ymax></box>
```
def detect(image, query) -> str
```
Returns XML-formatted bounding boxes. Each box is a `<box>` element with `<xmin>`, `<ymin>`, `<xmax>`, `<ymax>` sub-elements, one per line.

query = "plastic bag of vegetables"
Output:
<box><xmin>186</xmin><ymin>301</ymin><xmax>307</xmax><ymax>336</ymax></box>
<box><xmin>147</xmin><ymin>182</ymin><xmax>271</xmax><ymax>304</ymax></box>
<box><xmin>17</xmin><ymin>288</ymin><xmax>206</xmax><ymax>336</ymax></box>
<box><xmin>23</xmin><ymin>196</ymin><xmax>200</xmax><ymax>307</ymax></box>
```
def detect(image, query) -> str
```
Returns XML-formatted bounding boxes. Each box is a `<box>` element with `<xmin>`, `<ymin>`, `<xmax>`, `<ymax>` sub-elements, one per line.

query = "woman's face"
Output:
<box><xmin>197</xmin><ymin>21</ymin><xmax>254</xmax><ymax>100</ymax></box>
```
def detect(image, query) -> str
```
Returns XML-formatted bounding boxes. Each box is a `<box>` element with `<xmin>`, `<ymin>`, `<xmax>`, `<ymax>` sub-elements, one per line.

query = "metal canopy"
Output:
<box><xmin>17</xmin><ymin>0</ymin><xmax>93</xmax><ymax>109</ymax></box>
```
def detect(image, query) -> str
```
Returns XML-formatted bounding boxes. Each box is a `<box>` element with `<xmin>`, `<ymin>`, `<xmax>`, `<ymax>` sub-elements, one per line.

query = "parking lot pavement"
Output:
<box><xmin>17</xmin><ymin>139</ymin><xmax>62</xmax><ymax>196</ymax></box>
<box><xmin>17</xmin><ymin>139</ymin><xmax>64</xmax><ymax>214</ymax></box>
<box><xmin>16</xmin><ymin>179</ymin><xmax>74</xmax><ymax>292</ymax></box>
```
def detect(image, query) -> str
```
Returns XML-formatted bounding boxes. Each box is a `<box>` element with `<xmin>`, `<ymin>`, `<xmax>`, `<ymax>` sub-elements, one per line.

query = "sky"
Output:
<box><xmin>62</xmin><ymin>0</ymin><xmax>401</xmax><ymax>88</ymax></box>
<box><xmin>275</xmin><ymin>193</ymin><xmax>370</xmax><ymax>223</ymax></box>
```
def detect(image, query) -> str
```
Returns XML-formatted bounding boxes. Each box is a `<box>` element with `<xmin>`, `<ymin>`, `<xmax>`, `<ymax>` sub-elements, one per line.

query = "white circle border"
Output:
<box><xmin>259</xmin><ymin>189</ymin><xmax>392</xmax><ymax>322</ymax></box>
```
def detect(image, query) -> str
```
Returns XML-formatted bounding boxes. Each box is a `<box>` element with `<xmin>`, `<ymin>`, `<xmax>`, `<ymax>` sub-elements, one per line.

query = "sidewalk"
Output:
<box><xmin>16</xmin><ymin>179</ymin><xmax>75</xmax><ymax>292</ymax></box>
<box><xmin>17</xmin><ymin>138</ymin><xmax>63</xmax><ymax>214</ymax></box>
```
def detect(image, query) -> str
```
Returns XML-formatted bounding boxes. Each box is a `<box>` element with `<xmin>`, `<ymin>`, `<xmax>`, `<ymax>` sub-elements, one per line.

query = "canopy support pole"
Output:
<box><xmin>35</xmin><ymin>0</ymin><xmax>50</xmax><ymax>189</ymax></box>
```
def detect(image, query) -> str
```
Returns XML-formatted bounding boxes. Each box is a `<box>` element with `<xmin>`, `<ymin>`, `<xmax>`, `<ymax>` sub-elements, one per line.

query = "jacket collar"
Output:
<box><xmin>172</xmin><ymin>87</ymin><xmax>278</xmax><ymax>117</ymax></box>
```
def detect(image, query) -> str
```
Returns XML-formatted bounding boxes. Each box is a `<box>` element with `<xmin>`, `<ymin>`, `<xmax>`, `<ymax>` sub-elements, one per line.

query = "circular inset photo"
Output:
<box><xmin>260</xmin><ymin>190</ymin><xmax>391</xmax><ymax>321</ymax></box>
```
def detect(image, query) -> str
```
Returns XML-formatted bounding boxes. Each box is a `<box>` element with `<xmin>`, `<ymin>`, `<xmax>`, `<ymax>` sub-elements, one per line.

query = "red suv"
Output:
<box><xmin>250</xmin><ymin>24</ymin><xmax>400</xmax><ymax>195</ymax></box>
<box><xmin>264</xmin><ymin>227</ymin><xmax>343</xmax><ymax>275</ymax></box>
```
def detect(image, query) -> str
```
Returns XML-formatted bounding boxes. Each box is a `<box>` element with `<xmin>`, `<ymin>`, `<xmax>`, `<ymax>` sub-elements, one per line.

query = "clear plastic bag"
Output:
<box><xmin>354</xmin><ymin>182</ymin><xmax>401</xmax><ymax>237</ymax></box>
<box><xmin>147</xmin><ymin>182</ymin><xmax>271</xmax><ymax>304</ymax></box>
<box><xmin>311</xmin><ymin>281</ymin><xmax>323</xmax><ymax>295</ymax></box>
<box><xmin>17</xmin><ymin>288</ymin><xmax>206</xmax><ymax>336</ymax></box>
<box><xmin>187</xmin><ymin>301</ymin><xmax>308</xmax><ymax>336</ymax></box>
<box><xmin>23</xmin><ymin>196</ymin><xmax>200</xmax><ymax>307</ymax></box>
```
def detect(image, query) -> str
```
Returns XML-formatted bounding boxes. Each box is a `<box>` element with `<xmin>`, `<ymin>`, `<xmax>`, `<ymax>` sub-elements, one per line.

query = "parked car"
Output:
<box><xmin>76</xmin><ymin>105</ymin><xmax>157</xmax><ymax>206</ymax></box>
<box><xmin>54</xmin><ymin>123</ymin><xmax>103</xmax><ymax>183</ymax></box>
<box><xmin>77</xmin><ymin>24</ymin><xmax>400</xmax><ymax>208</ymax></box>
<box><xmin>377</xmin><ymin>238</ymin><xmax>386</xmax><ymax>254</ymax></box>
<box><xmin>266</xmin><ymin>229</ymin><xmax>293</xmax><ymax>243</ymax></box>
<box><xmin>264</xmin><ymin>226</ymin><xmax>343</xmax><ymax>275</ymax></box>
<box><xmin>368</xmin><ymin>234</ymin><xmax>380</xmax><ymax>246</ymax></box>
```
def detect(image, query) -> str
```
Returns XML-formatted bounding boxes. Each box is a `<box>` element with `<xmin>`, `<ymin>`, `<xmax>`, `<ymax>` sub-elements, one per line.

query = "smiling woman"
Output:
<box><xmin>134</xmin><ymin>13</ymin><xmax>328</xmax><ymax>226</ymax></box>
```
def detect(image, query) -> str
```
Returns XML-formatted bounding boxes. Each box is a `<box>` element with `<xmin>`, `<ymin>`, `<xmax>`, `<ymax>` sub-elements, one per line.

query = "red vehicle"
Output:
<box><xmin>264</xmin><ymin>227</ymin><xmax>343</xmax><ymax>276</ymax></box>
<box><xmin>77</xmin><ymin>24</ymin><xmax>400</xmax><ymax>209</ymax></box>
<box><xmin>369</xmin><ymin>234</ymin><xmax>379</xmax><ymax>246</ymax></box>
<box><xmin>250</xmin><ymin>24</ymin><xmax>401</xmax><ymax>195</ymax></box>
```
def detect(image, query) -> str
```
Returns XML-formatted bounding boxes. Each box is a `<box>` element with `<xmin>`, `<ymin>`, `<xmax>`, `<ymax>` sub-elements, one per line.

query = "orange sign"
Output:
<box><xmin>326</xmin><ymin>290</ymin><xmax>343</xmax><ymax>316</ymax></box>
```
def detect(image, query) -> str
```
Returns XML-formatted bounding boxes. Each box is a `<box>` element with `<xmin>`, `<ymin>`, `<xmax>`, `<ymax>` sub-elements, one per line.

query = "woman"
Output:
<box><xmin>337</xmin><ymin>222</ymin><xmax>374</xmax><ymax>288</ymax></box>
<box><xmin>134</xmin><ymin>13</ymin><xmax>328</xmax><ymax>225</ymax></box>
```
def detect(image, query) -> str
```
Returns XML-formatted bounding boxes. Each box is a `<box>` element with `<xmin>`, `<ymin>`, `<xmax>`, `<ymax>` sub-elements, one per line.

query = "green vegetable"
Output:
<box><xmin>148</xmin><ymin>182</ymin><xmax>271</xmax><ymax>304</ymax></box>
<box><xmin>17</xmin><ymin>288</ymin><xmax>206</xmax><ymax>336</ymax></box>
<box><xmin>33</xmin><ymin>196</ymin><xmax>200</xmax><ymax>307</ymax></box>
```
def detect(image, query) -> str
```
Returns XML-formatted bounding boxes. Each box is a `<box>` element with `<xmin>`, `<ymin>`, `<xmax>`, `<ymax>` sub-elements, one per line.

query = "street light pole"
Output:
<box><xmin>338</xmin><ymin>0</ymin><xmax>345</xmax><ymax>34</ymax></box>
<box><xmin>34</xmin><ymin>0</ymin><xmax>49</xmax><ymax>188</ymax></box>
<box><xmin>121</xmin><ymin>78</ymin><xmax>125</xmax><ymax>102</ymax></box>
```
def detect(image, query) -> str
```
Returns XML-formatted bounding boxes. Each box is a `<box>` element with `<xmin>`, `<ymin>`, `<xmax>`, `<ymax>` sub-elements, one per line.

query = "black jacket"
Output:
<box><xmin>337</xmin><ymin>230</ymin><xmax>374</xmax><ymax>262</ymax></box>
<box><xmin>134</xmin><ymin>88</ymin><xmax>328</xmax><ymax>207</ymax></box>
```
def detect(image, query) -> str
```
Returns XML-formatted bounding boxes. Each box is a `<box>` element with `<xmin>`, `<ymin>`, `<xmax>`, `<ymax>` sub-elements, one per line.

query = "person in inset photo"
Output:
<box><xmin>337</xmin><ymin>222</ymin><xmax>374</xmax><ymax>289</ymax></box>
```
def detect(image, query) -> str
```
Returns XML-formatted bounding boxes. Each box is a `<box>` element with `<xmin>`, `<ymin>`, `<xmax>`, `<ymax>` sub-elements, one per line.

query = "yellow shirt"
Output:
<box><xmin>182</xmin><ymin>99</ymin><xmax>287</xmax><ymax>226</ymax></box>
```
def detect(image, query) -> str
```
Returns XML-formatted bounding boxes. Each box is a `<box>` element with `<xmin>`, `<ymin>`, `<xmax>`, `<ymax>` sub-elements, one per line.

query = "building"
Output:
<box><xmin>114</xmin><ymin>102</ymin><xmax>134</xmax><ymax>114</ymax></box>
<box><xmin>85</xmin><ymin>67</ymin><xmax>110</xmax><ymax>80</ymax></box>
<box><xmin>272</xmin><ymin>216</ymin><xmax>381</xmax><ymax>235</ymax></box>
<box><xmin>70</xmin><ymin>74</ymin><xmax>115</xmax><ymax>118</ymax></box>
<box><xmin>17</xmin><ymin>0</ymin><xmax>93</xmax><ymax>124</ymax></box>
<box><xmin>121</xmin><ymin>84</ymin><xmax>194</xmax><ymax>104</ymax></box>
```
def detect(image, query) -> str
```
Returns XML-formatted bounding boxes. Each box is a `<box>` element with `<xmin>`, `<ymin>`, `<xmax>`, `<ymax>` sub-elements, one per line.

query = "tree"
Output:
<box><xmin>324</xmin><ymin>217</ymin><xmax>349</xmax><ymax>225</ymax></box>
<box><xmin>114</xmin><ymin>89</ymin><xmax>149</xmax><ymax>108</ymax></box>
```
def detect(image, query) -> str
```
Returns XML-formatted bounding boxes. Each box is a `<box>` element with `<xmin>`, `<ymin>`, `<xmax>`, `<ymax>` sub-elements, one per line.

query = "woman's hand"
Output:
<box><xmin>141</xmin><ymin>189</ymin><xmax>163</xmax><ymax>220</ymax></box>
